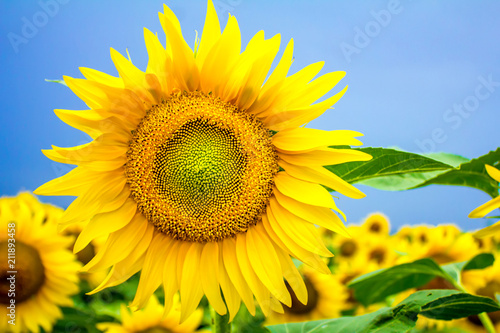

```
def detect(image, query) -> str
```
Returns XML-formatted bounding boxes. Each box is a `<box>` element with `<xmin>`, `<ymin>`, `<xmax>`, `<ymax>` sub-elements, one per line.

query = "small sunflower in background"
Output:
<box><xmin>266</xmin><ymin>265</ymin><xmax>348</xmax><ymax>324</ymax></box>
<box><xmin>35</xmin><ymin>0</ymin><xmax>371</xmax><ymax>321</ymax></box>
<box><xmin>98</xmin><ymin>294</ymin><xmax>203</xmax><ymax>333</ymax></box>
<box><xmin>394</xmin><ymin>224</ymin><xmax>480</xmax><ymax>265</ymax></box>
<box><xmin>0</xmin><ymin>193</ymin><xmax>81</xmax><ymax>333</ymax></box>
<box><xmin>469</xmin><ymin>164</ymin><xmax>500</xmax><ymax>238</ymax></box>
<box><xmin>361</xmin><ymin>212</ymin><xmax>391</xmax><ymax>235</ymax></box>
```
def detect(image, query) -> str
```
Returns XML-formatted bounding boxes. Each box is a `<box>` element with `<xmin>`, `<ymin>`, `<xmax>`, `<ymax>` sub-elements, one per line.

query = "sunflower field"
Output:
<box><xmin>1</xmin><ymin>1</ymin><xmax>500</xmax><ymax>333</ymax></box>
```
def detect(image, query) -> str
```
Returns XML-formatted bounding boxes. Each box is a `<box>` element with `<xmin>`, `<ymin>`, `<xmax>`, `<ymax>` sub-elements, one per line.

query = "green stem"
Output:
<box><xmin>448</xmin><ymin>278</ymin><xmax>496</xmax><ymax>333</ymax></box>
<box><xmin>211</xmin><ymin>306</ymin><xmax>231</xmax><ymax>333</ymax></box>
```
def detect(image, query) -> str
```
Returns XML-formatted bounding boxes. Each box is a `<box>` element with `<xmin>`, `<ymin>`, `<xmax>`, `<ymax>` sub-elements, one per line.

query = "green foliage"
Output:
<box><xmin>326</xmin><ymin>147</ymin><xmax>500</xmax><ymax>197</ymax></box>
<box><xmin>347</xmin><ymin>259</ymin><xmax>448</xmax><ymax>306</ymax></box>
<box><xmin>326</xmin><ymin>148</ymin><xmax>455</xmax><ymax>191</ymax></box>
<box><xmin>412</xmin><ymin>148</ymin><xmax>500</xmax><ymax>198</ymax></box>
<box><xmin>348</xmin><ymin>254</ymin><xmax>496</xmax><ymax>307</ymax></box>
<box><xmin>267</xmin><ymin>290</ymin><xmax>500</xmax><ymax>333</ymax></box>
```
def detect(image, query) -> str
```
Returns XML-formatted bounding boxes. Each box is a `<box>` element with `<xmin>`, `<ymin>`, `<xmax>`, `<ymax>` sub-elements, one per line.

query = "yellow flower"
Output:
<box><xmin>266</xmin><ymin>266</ymin><xmax>348</xmax><ymax>324</ymax></box>
<box><xmin>394</xmin><ymin>224</ymin><xmax>480</xmax><ymax>265</ymax></box>
<box><xmin>361</xmin><ymin>212</ymin><xmax>390</xmax><ymax>235</ymax></box>
<box><xmin>0</xmin><ymin>193</ymin><xmax>81</xmax><ymax>333</ymax></box>
<box><xmin>35</xmin><ymin>1</ymin><xmax>370</xmax><ymax>321</ymax></box>
<box><xmin>469</xmin><ymin>164</ymin><xmax>500</xmax><ymax>238</ymax></box>
<box><xmin>98</xmin><ymin>295</ymin><xmax>203</xmax><ymax>333</ymax></box>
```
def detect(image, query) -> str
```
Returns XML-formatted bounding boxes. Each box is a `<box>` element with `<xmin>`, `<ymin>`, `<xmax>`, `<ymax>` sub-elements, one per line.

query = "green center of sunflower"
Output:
<box><xmin>126</xmin><ymin>91</ymin><xmax>278</xmax><ymax>243</ymax></box>
<box><xmin>0</xmin><ymin>240</ymin><xmax>45</xmax><ymax>304</ymax></box>
<box><xmin>284</xmin><ymin>276</ymin><xmax>319</xmax><ymax>315</ymax></box>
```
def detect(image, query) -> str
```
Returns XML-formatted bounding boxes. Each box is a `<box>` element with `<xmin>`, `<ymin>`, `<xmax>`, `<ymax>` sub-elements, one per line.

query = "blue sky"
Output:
<box><xmin>1</xmin><ymin>0</ymin><xmax>499</xmax><ymax>232</ymax></box>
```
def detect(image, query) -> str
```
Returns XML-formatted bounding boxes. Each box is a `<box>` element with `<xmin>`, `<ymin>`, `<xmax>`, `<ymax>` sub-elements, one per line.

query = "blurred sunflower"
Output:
<box><xmin>266</xmin><ymin>265</ymin><xmax>348</xmax><ymax>324</ymax></box>
<box><xmin>394</xmin><ymin>224</ymin><xmax>480</xmax><ymax>265</ymax></box>
<box><xmin>469</xmin><ymin>164</ymin><xmax>500</xmax><ymax>238</ymax></box>
<box><xmin>361</xmin><ymin>212</ymin><xmax>390</xmax><ymax>235</ymax></box>
<box><xmin>98</xmin><ymin>295</ymin><xmax>203</xmax><ymax>333</ymax></box>
<box><xmin>35</xmin><ymin>0</ymin><xmax>370</xmax><ymax>321</ymax></box>
<box><xmin>0</xmin><ymin>193</ymin><xmax>81</xmax><ymax>333</ymax></box>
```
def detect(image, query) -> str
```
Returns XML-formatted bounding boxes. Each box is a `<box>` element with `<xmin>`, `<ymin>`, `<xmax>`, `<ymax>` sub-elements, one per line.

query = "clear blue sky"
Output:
<box><xmin>1</xmin><ymin>0</ymin><xmax>499</xmax><ymax>232</ymax></box>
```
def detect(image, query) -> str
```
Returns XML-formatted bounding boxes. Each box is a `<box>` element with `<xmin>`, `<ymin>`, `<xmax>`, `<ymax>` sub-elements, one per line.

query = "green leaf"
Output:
<box><xmin>45</xmin><ymin>78</ymin><xmax>68</xmax><ymax>86</ymax></box>
<box><xmin>267</xmin><ymin>290</ymin><xmax>497</xmax><ymax>333</ymax></box>
<box><xmin>420</xmin><ymin>293</ymin><xmax>500</xmax><ymax>320</ymax></box>
<box><xmin>325</xmin><ymin>148</ymin><xmax>456</xmax><ymax>191</ymax></box>
<box><xmin>411</xmin><ymin>148</ymin><xmax>500</xmax><ymax>198</ymax></box>
<box><xmin>348</xmin><ymin>259</ymin><xmax>448</xmax><ymax>306</ymax></box>
<box><xmin>267</xmin><ymin>305</ymin><xmax>420</xmax><ymax>333</ymax></box>
<box><xmin>462</xmin><ymin>253</ymin><xmax>495</xmax><ymax>271</ymax></box>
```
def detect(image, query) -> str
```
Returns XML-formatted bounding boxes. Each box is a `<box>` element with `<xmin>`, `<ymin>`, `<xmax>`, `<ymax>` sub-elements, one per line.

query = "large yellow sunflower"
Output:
<box><xmin>35</xmin><ymin>1</ymin><xmax>370</xmax><ymax>321</ymax></box>
<box><xmin>0</xmin><ymin>193</ymin><xmax>81</xmax><ymax>333</ymax></box>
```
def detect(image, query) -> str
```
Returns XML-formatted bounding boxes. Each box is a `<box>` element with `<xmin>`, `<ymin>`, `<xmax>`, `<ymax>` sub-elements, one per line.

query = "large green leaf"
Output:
<box><xmin>266</xmin><ymin>290</ymin><xmax>499</xmax><ymax>333</ymax></box>
<box><xmin>411</xmin><ymin>148</ymin><xmax>500</xmax><ymax>197</ymax></box>
<box><xmin>420</xmin><ymin>293</ymin><xmax>500</xmax><ymax>320</ymax></box>
<box><xmin>325</xmin><ymin>148</ymin><xmax>456</xmax><ymax>191</ymax></box>
<box><xmin>347</xmin><ymin>259</ymin><xmax>448</xmax><ymax>306</ymax></box>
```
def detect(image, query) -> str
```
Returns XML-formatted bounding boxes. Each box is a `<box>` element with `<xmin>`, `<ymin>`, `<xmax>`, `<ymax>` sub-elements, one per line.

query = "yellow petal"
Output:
<box><xmin>79</xmin><ymin>67</ymin><xmax>123</xmax><ymax>88</ymax></box>
<box><xmin>180</xmin><ymin>243</ymin><xmax>205</xmax><ymax>323</ymax></box>
<box><xmin>235</xmin><ymin>234</ymin><xmax>272</xmax><ymax>316</ymax></box>
<box><xmin>274</xmin><ymin>172</ymin><xmax>338</xmax><ymax>209</ymax></box>
<box><xmin>273</xmin><ymin>128</ymin><xmax>363</xmax><ymax>152</ymax></box>
<box><xmin>132</xmin><ymin>233</ymin><xmax>173</xmax><ymax>309</ymax></box>
<box><xmin>269</xmin><ymin>197</ymin><xmax>332</xmax><ymax>257</ymax></box>
<box><xmin>159</xmin><ymin>8</ymin><xmax>199</xmax><ymax>90</ymax></box>
<box><xmin>247</xmin><ymin>39</ymin><xmax>294</xmax><ymax>116</ymax></box>
<box><xmin>275</xmin><ymin>247</ymin><xmax>308</xmax><ymax>305</ymax></box>
<box><xmin>221</xmin><ymin>238</ymin><xmax>256</xmax><ymax>316</ymax></box>
<box><xmin>474</xmin><ymin>221</ymin><xmax>500</xmax><ymax>238</ymax></box>
<box><xmin>218</xmin><ymin>255</ymin><xmax>242</xmax><ymax>321</ymax></box>
<box><xmin>196</xmin><ymin>0</ymin><xmax>221</xmax><ymax>68</ymax></box>
<box><xmin>144</xmin><ymin>27</ymin><xmax>172</xmax><ymax>94</ymax></box>
<box><xmin>54</xmin><ymin>109</ymin><xmax>107</xmax><ymax>139</ymax></box>
<box><xmin>110</xmin><ymin>48</ymin><xmax>156</xmax><ymax>105</ymax></box>
<box><xmin>274</xmin><ymin>187</ymin><xmax>350</xmax><ymax>238</ymax></box>
<box><xmin>82</xmin><ymin>212</ymin><xmax>149</xmax><ymax>272</ymax></box>
<box><xmin>288</xmin><ymin>71</ymin><xmax>345</xmax><ymax>109</ymax></box>
<box><xmin>246</xmin><ymin>224</ymin><xmax>291</xmax><ymax>306</ymax></box>
<box><xmin>59</xmin><ymin>173</ymin><xmax>127</xmax><ymax>225</ymax></box>
<box><xmin>74</xmin><ymin>198</ymin><xmax>137</xmax><ymax>252</ymax></box>
<box><xmin>200</xmin><ymin>242</ymin><xmax>226</xmax><ymax>315</ymax></box>
<box><xmin>264</xmin><ymin>85</ymin><xmax>348</xmax><ymax>131</ymax></box>
<box><xmin>264</xmin><ymin>206</ymin><xmax>330</xmax><ymax>274</ymax></box>
<box><xmin>469</xmin><ymin>195</ymin><xmax>500</xmax><ymax>218</ymax></box>
<box><xmin>34</xmin><ymin>167</ymin><xmax>103</xmax><ymax>196</ymax></box>
<box><xmin>162</xmin><ymin>238</ymin><xmax>181</xmax><ymax>316</ymax></box>
<box><xmin>279</xmin><ymin>159</ymin><xmax>365</xmax><ymax>199</ymax></box>
<box><xmin>200</xmin><ymin>15</ymin><xmax>241</xmax><ymax>94</ymax></box>
<box><xmin>279</xmin><ymin>147</ymin><xmax>372</xmax><ymax>167</ymax></box>
<box><xmin>486</xmin><ymin>164</ymin><xmax>500</xmax><ymax>182</ymax></box>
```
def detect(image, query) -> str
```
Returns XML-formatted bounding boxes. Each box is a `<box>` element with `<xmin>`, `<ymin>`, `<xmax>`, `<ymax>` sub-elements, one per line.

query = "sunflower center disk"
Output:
<box><xmin>0</xmin><ymin>241</ymin><xmax>45</xmax><ymax>304</ymax></box>
<box><xmin>126</xmin><ymin>91</ymin><xmax>278</xmax><ymax>243</ymax></box>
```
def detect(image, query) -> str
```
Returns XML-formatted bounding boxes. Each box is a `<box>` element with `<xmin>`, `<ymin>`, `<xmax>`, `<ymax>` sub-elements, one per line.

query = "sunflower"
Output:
<box><xmin>394</xmin><ymin>224</ymin><xmax>479</xmax><ymax>265</ymax></box>
<box><xmin>98</xmin><ymin>294</ymin><xmax>203</xmax><ymax>333</ymax></box>
<box><xmin>35</xmin><ymin>0</ymin><xmax>370</xmax><ymax>321</ymax></box>
<box><xmin>361</xmin><ymin>212</ymin><xmax>390</xmax><ymax>235</ymax></box>
<box><xmin>266</xmin><ymin>265</ymin><xmax>348</xmax><ymax>324</ymax></box>
<box><xmin>469</xmin><ymin>164</ymin><xmax>500</xmax><ymax>238</ymax></box>
<box><xmin>0</xmin><ymin>193</ymin><xmax>81</xmax><ymax>333</ymax></box>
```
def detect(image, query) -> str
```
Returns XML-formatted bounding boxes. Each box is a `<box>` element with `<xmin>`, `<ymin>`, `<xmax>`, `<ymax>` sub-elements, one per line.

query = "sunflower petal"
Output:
<box><xmin>200</xmin><ymin>242</ymin><xmax>226</xmax><ymax>315</ymax></box>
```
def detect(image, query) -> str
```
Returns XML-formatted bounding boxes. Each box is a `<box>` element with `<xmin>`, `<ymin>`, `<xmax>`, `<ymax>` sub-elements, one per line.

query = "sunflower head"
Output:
<box><xmin>0</xmin><ymin>193</ymin><xmax>81</xmax><ymax>333</ymax></box>
<box><xmin>36</xmin><ymin>0</ymin><xmax>371</xmax><ymax>321</ymax></box>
